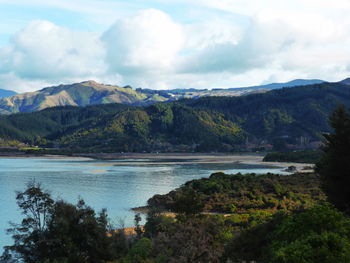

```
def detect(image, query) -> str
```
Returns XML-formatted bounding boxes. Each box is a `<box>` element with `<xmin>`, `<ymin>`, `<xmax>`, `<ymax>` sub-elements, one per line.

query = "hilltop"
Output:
<box><xmin>0</xmin><ymin>81</ymin><xmax>170</xmax><ymax>114</ymax></box>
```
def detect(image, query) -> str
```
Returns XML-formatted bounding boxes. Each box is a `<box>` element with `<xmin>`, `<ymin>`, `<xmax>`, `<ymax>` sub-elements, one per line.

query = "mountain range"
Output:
<box><xmin>0</xmin><ymin>79</ymin><xmax>349</xmax><ymax>152</ymax></box>
<box><xmin>0</xmin><ymin>88</ymin><xmax>17</xmax><ymax>98</ymax></box>
<box><xmin>0</xmin><ymin>79</ymin><xmax>325</xmax><ymax>114</ymax></box>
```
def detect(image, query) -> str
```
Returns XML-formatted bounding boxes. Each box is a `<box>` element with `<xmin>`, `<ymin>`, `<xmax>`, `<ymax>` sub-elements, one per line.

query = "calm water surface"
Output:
<box><xmin>0</xmin><ymin>157</ymin><xmax>287</xmax><ymax>251</ymax></box>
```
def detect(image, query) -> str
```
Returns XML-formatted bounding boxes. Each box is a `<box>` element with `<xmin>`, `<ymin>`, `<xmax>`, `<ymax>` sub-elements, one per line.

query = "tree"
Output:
<box><xmin>316</xmin><ymin>105</ymin><xmax>350</xmax><ymax>214</ymax></box>
<box><xmin>224</xmin><ymin>205</ymin><xmax>350</xmax><ymax>263</ymax></box>
<box><xmin>120</xmin><ymin>238</ymin><xmax>153</xmax><ymax>263</ymax></box>
<box><xmin>268</xmin><ymin>205</ymin><xmax>350</xmax><ymax>263</ymax></box>
<box><xmin>153</xmin><ymin>217</ymin><xmax>225</xmax><ymax>263</ymax></box>
<box><xmin>3</xmin><ymin>181</ymin><xmax>54</xmax><ymax>263</ymax></box>
<box><xmin>134</xmin><ymin>213</ymin><xmax>143</xmax><ymax>239</ymax></box>
<box><xmin>43</xmin><ymin>199</ymin><xmax>113</xmax><ymax>263</ymax></box>
<box><xmin>173</xmin><ymin>188</ymin><xmax>204</xmax><ymax>216</ymax></box>
<box><xmin>2</xmin><ymin>182</ymin><xmax>124</xmax><ymax>263</ymax></box>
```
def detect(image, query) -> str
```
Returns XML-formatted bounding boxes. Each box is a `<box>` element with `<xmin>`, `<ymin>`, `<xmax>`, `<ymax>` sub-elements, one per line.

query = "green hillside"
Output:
<box><xmin>181</xmin><ymin>82</ymin><xmax>350</xmax><ymax>140</ymax></box>
<box><xmin>0</xmin><ymin>82</ymin><xmax>350</xmax><ymax>152</ymax></box>
<box><xmin>59</xmin><ymin>103</ymin><xmax>244</xmax><ymax>152</ymax></box>
<box><xmin>0</xmin><ymin>103</ymin><xmax>128</xmax><ymax>144</ymax></box>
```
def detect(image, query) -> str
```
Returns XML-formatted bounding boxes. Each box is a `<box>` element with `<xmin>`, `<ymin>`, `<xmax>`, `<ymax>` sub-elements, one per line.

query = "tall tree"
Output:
<box><xmin>2</xmin><ymin>182</ymin><xmax>126</xmax><ymax>263</ymax></box>
<box><xmin>3</xmin><ymin>181</ymin><xmax>54</xmax><ymax>263</ymax></box>
<box><xmin>316</xmin><ymin>105</ymin><xmax>350</xmax><ymax>214</ymax></box>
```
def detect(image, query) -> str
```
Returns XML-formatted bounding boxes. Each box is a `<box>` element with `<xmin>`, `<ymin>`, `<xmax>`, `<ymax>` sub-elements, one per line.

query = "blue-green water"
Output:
<box><xmin>0</xmin><ymin>157</ymin><xmax>287</xmax><ymax>251</ymax></box>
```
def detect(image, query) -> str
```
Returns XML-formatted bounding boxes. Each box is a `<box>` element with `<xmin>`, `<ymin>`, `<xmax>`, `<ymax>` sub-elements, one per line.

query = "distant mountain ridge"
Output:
<box><xmin>0</xmin><ymin>81</ymin><xmax>169</xmax><ymax>114</ymax></box>
<box><xmin>0</xmin><ymin>78</ymin><xmax>337</xmax><ymax>114</ymax></box>
<box><xmin>339</xmin><ymin>78</ymin><xmax>350</xmax><ymax>85</ymax></box>
<box><xmin>227</xmin><ymin>79</ymin><xmax>325</xmax><ymax>91</ymax></box>
<box><xmin>0</xmin><ymin>88</ymin><xmax>17</xmax><ymax>98</ymax></box>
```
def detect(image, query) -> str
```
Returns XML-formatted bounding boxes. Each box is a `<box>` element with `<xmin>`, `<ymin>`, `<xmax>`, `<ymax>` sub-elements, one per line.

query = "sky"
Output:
<box><xmin>0</xmin><ymin>0</ymin><xmax>350</xmax><ymax>92</ymax></box>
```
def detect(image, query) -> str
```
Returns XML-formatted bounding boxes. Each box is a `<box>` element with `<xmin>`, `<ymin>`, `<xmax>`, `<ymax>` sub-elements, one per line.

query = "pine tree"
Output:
<box><xmin>316</xmin><ymin>105</ymin><xmax>350</xmax><ymax>214</ymax></box>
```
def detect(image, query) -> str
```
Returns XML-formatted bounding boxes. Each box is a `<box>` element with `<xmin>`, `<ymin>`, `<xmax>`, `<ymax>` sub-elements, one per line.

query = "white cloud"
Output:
<box><xmin>0</xmin><ymin>20</ymin><xmax>110</xmax><ymax>91</ymax></box>
<box><xmin>0</xmin><ymin>20</ymin><xmax>106</xmax><ymax>79</ymax></box>
<box><xmin>102</xmin><ymin>9</ymin><xmax>184</xmax><ymax>75</ymax></box>
<box><xmin>1</xmin><ymin>3</ymin><xmax>350</xmax><ymax>92</ymax></box>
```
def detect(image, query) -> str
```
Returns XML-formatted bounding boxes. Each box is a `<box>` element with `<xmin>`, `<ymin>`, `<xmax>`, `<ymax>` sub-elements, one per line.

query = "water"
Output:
<box><xmin>0</xmin><ymin>157</ymin><xmax>287</xmax><ymax>251</ymax></box>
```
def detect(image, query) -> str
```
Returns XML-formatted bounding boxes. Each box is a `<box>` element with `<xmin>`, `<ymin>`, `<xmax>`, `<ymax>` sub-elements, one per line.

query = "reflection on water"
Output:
<box><xmin>0</xmin><ymin>157</ymin><xmax>287</xmax><ymax>251</ymax></box>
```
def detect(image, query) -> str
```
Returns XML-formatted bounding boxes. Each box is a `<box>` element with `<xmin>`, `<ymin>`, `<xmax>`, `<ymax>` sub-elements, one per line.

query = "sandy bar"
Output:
<box><xmin>0</xmin><ymin>152</ymin><xmax>314</xmax><ymax>170</ymax></box>
<box><xmin>75</xmin><ymin>153</ymin><xmax>314</xmax><ymax>171</ymax></box>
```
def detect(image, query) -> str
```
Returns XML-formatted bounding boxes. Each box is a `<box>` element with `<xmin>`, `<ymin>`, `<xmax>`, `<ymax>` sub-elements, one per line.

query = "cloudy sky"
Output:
<box><xmin>0</xmin><ymin>0</ymin><xmax>350</xmax><ymax>92</ymax></box>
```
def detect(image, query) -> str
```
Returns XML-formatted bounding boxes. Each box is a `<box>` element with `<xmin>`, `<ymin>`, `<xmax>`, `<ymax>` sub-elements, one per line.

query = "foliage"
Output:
<box><xmin>269</xmin><ymin>205</ymin><xmax>350</xmax><ymax>263</ymax></box>
<box><xmin>120</xmin><ymin>238</ymin><xmax>153</xmax><ymax>263</ymax></box>
<box><xmin>151</xmin><ymin>216</ymin><xmax>227</xmax><ymax>263</ymax></box>
<box><xmin>2</xmin><ymin>183</ymin><xmax>127</xmax><ymax>263</ymax></box>
<box><xmin>0</xmin><ymin>103</ymin><xmax>128</xmax><ymax>145</ymax></box>
<box><xmin>224</xmin><ymin>205</ymin><xmax>350</xmax><ymax>263</ymax></box>
<box><xmin>148</xmin><ymin>172</ymin><xmax>326</xmax><ymax>226</ymax></box>
<box><xmin>316</xmin><ymin>105</ymin><xmax>350</xmax><ymax>215</ymax></box>
<box><xmin>58</xmin><ymin>104</ymin><xmax>244</xmax><ymax>152</ymax></box>
<box><xmin>172</xmin><ymin>188</ymin><xmax>204</xmax><ymax>216</ymax></box>
<box><xmin>3</xmin><ymin>181</ymin><xmax>54</xmax><ymax>263</ymax></box>
<box><xmin>263</xmin><ymin>150</ymin><xmax>322</xmax><ymax>163</ymax></box>
<box><xmin>181</xmin><ymin>82</ymin><xmax>350</xmax><ymax>140</ymax></box>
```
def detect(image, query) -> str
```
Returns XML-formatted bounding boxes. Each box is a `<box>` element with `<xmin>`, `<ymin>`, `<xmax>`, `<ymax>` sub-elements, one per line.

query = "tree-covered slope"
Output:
<box><xmin>59</xmin><ymin>103</ymin><xmax>244</xmax><ymax>152</ymax></box>
<box><xmin>0</xmin><ymin>103</ymin><xmax>128</xmax><ymax>144</ymax></box>
<box><xmin>181</xmin><ymin>82</ymin><xmax>350</xmax><ymax>140</ymax></box>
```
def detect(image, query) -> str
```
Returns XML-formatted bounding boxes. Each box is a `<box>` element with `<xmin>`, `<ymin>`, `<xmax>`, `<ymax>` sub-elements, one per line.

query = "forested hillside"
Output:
<box><xmin>181</xmin><ymin>82</ymin><xmax>350</xmax><ymax>140</ymax></box>
<box><xmin>0</xmin><ymin>82</ymin><xmax>350</xmax><ymax>152</ymax></box>
<box><xmin>0</xmin><ymin>103</ymin><xmax>128</xmax><ymax>145</ymax></box>
<box><xmin>59</xmin><ymin>103</ymin><xmax>244</xmax><ymax>152</ymax></box>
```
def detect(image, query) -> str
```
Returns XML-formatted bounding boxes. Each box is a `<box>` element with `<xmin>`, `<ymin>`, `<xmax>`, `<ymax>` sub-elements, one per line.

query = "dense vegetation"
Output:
<box><xmin>316</xmin><ymin>105</ymin><xmax>350</xmax><ymax>215</ymax></box>
<box><xmin>1</xmin><ymin>172</ymin><xmax>327</xmax><ymax>263</ymax></box>
<box><xmin>148</xmin><ymin>172</ymin><xmax>325</xmax><ymax>217</ymax></box>
<box><xmin>0</xmin><ymin>103</ymin><xmax>128</xmax><ymax>145</ymax></box>
<box><xmin>224</xmin><ymin>204</ymin><xmax>350</xmax><ymax>263</ymax></box>
<box><xmin>263</xmin><ymin>150</ymin><xmax>322</xmax><ymax>163</ymax></box>
<box><xmin>0</xmin><ymin>82</ymin><xmax>349</xmax><ymax>152</ymax></box>
<box><xmin>181</xmin><ymin>82</ymin><xmax>350</xmax><ymax>141</ymax></box>
<box><xmin>0</xmin><ymin>103</ymin><xmax>244</xmax><ymax>152</ymax></box>
<box><xmin>59</xmin><ymin>103</ymin><xmax>244</xmax><ymax>152</ymax></box>
<box><xmin>1</xmin><ymin>182</ymin><xmax>128</xmax><ymax>263</ymax></box>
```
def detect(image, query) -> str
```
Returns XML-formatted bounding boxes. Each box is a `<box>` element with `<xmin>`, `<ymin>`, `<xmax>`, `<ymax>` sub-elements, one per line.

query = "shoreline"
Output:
<box><xmin>0</xmin><ymin>152</ymin><xmax>314</xmax><ymax>170</ymax></box>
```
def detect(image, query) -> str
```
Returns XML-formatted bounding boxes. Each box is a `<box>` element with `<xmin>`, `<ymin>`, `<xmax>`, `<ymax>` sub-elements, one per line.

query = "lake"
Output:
<box><xmin>0</xmin><ymin>157</ymin><xmax>287</xmax><ymax>252</ymax></box>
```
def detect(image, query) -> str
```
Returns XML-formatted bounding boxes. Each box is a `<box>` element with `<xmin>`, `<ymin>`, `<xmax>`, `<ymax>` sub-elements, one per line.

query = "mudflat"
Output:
<box><xmin>75</xmin><ymin>152</ymin><xmax>313</xmax><ymax>171</ymax></box>
<box><xmin>0</xmin><ymin>152</ymin><xmax>313</xmax><ymax>171</ymax></box>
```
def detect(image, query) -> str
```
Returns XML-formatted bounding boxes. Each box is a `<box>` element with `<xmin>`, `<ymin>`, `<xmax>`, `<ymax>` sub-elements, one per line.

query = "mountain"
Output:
<box><xmin>0</xmin><ymin>88</ymin><xmax>17</xmax><ymax>98</ymax></box>
<box><xmin>0</xmin><ymin>78</ymin><xmax>327</xmax><ymax>114</ymax></box>
<box><xmin>152</xmin><ymin>79</ymin><xmax>326</xmax><ymax>98</ymax></box>
<box><xmin>0</xmin><ymin>81</ymin><xmax>350</xmax><ymax>152</ymax></box>
<box><xmin>0</xmin><ymin>81</ymin><xmax>170</xmax><ymax>114</ymax></box>
<box><xmin>228</xmin><ymin>79</ymin><xmax>325</xmax><ymax>91</ymax></box>
<box><xmin>339</xmin><ymin>78</ymin><xmax>350</xmax><ymax>85</ymax></box>
<box><xmin>181</xmin><ymin>81</ymin><xmax>350</xmax><ymax>141</ymax></box>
